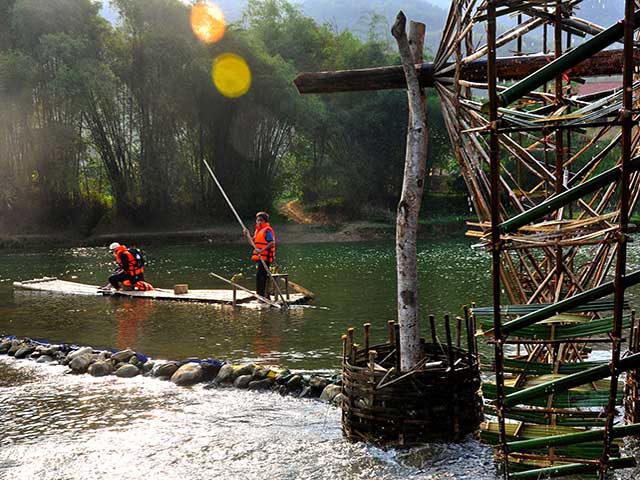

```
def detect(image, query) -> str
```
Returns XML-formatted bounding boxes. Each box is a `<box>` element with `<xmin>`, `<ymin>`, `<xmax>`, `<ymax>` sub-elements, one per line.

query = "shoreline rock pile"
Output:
<box><xmin>0</xmin><ymin>335</ymin><xmax>343</xmax><ymax>406</ymax></box>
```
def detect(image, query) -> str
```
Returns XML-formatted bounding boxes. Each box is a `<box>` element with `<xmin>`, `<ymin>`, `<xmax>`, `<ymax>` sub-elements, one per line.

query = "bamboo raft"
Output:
<box><xmin>13</xmin><ymin>278</ymin><xmax>312</xmax><ymax>307</ymax></box>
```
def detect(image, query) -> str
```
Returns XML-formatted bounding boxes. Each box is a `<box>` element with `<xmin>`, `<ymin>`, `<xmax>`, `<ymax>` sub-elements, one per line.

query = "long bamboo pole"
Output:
<box><xmin>201</xmin><ymin>158</ymin><xmax>288</xmax><ymax>307</ymax></box>
<box><xmin>487</xmin><ymin>2</ymin><xmax>508</xmax><ymax>477</ymax></box>
<box><xmin>501</xmin><ymin>351</ymin><xmax>640</xmax><ymax>407</ymax></box>
<box><xmin>482</xmin><ymin>10</ymin><xmax>640</xmax><ymax>111</ymax></box>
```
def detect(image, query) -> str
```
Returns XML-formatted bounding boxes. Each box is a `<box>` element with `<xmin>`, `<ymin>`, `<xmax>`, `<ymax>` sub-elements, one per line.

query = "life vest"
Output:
<box><xmin>122</xmin><ymin>279</ymin><xmax>154</xmax><ymax>291</ymax></box>
<box><xmin>114</xmin><ymin>245</ymin><xmax>144</xmax><ymax>278</ymax></box>
<box><xmin>251</xmin><ymin>223</ymin><xmax>275</xmax><ymax>263</ymax></box>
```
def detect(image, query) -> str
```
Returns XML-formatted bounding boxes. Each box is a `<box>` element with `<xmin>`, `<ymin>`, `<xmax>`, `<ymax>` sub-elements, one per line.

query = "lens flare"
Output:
<box><xmin>190</xmin><ymin>2</ymin><xmax>226</xmax><ymax>43</ymax></box>
<box><xmin>212</xmin><ymin>53</ymin><xmax>252</xmax><ymax>98</ymax></box>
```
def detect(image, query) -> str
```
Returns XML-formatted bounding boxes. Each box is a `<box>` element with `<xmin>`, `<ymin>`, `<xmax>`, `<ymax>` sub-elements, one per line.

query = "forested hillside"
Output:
<box><xmin>1</xmin><ymin>0</ymin><xmax>624</xmax><ymax>235</ymax></box>
<box><xmin>0</xmin><ymin>0</ymin><xmax>455</xmax><ymax>234</ymax></box>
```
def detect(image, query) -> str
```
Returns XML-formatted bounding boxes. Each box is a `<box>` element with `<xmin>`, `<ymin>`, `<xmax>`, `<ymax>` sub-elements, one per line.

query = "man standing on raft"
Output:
<box><xmin>243</xmin><ymin>212</ymin><xmax>276</xmax><ymax>299</ymax></box>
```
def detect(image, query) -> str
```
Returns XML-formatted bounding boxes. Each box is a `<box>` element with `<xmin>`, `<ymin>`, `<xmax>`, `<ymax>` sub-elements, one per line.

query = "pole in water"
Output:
<box><xmin>201</xmin><ymin>158</ymin><xmax>289</xmax><ymax>308</ymax></box>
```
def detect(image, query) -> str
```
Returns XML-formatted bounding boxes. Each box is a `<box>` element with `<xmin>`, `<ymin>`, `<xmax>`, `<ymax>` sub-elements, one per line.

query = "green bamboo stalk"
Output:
<box><xmin>473</xmin><ymin>300</ymin><xmax>628</xmax><ymax>316</ymax></box>
<box><xmin>509</xmin><ymin>457</ymin><xmax>636</xmax><ymax>479</ymax></box>
<box><xmin>480</xmin><ymin>10</ymin><xmax>640</xmax><ymax>112</ymax></box>
<box><xmin>501</xmin><ymin>352</ymin><xmax>640</xmax><ymax>407</ymax></box>
<box><xmin>497</xmin><ymin>270</ymin><xmax>640</xmax><ymax>336</ymax></box>
<box><xmin>500</xmin><ymin>157</ymin><xmax>640</xmax><ymax>234</ymax></box>
<box><xmin>507</xmin><ymin>424</ymin><xmax>640</xmax><ymax>452</ymax></box>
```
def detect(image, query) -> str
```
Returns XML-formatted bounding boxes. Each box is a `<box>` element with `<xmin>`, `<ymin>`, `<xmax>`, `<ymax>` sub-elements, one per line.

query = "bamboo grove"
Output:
<box><xmin>1</xmin><ymin>0</ymin><xmax>459</xmax><ymax>232</ymax></box>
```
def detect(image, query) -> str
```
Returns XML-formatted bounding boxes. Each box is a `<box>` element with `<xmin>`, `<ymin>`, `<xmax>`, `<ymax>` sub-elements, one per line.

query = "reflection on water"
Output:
<box><xmin>0</xmin><ymin>358</ymin><xmax>495</xmax><ymax>479</ymax></box>
<box><xmin>0</xmin><ymin>240</ymin><xmax>493</xmax><ymax>369</ymax></box>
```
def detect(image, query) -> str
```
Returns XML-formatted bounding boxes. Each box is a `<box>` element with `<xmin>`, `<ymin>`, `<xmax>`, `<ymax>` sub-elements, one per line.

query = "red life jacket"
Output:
<box><xmin>114</xmin><ymin>246</ymin><xmax>143</xmax><ymax>277</ymax></box>
<box><xmin>251</xmin><ymin>223</ymin><xmax>276</xmax><ymax>263</ymax></box>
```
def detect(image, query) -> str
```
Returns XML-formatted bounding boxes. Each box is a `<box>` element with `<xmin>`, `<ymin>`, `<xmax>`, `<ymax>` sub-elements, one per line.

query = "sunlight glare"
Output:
<box><xmin>212</xmin><ymin>53</ymin><xmax>252</xmax><ymax>98</ymax></box>
<box><xmin>190</xmin><ymin>2</ymin><xmax>226</xmax><ymax>43</ymax></box>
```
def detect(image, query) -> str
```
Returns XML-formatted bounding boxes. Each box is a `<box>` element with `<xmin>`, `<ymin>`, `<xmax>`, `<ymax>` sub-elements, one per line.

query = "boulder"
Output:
<box><xmin>115</xmin><ymin>364</ymin><xmax>140</xmax><ymax>378</ymax></box>
<box><xmin>88</xmin><ymin>361</ymin><xmax>113</xmax><ymax>377</ymax></box>
<box><xmin>129</xmin><ymin>355</ymin><xmax>141</xmax><ymax>367</ymax></box>
<box><xmin>200</xmin><ymin>362</ymin><xmax>222</xmax><ymax>381</ymax></box>
<box><xmin>298</xmin><ymin>386</ymin><xmax>316</xmax><ymax>398</ymax></box>
<box><xmin>38</xmin><ymin>346</ymin><xmax>59</xmax><ymax>357</ymax></box>
<box><xmin>67</xmin><ymin>347</ymin><xmax>93</xmax><ymax>362</ymax></box>
<box><xmin>14</xmin><ymin>345</ymin><xmax>35</xmax><ymax>359</ymax></box>
<box><xmin>7</xmin><ymin>343</ymin><xmax>21</xmax><ymax>356</ymax></box>
<box><xmin>251</xmin><ymin>366</ymin><xmax>269</xmax><ymax>381</ymax></box>
<box><xmin>69</xmin><ymin>354</ymin><xmax>92</xmax><ymax>373</ymax></box>
<box><xmin>332</xmin><ymin>393</ymin><xmax>344</xmax><ymax>407</ymax></box>
<box><xmin>286</xmin><ymin>374</ymin><xmax>304</xmax><ymax>392</ymax></box>
<box><xmin>309</xmin><ymin>376</ymin><xmax>329</xmax><ymax>392</ymax></box>
<box><xmin>274</xmin><ymin>370</ymin><xmax>292</xmax><ymax>385</ymax></box>
<box><xmin>319</xmin><ymin>384</ymin><xmax>342</xmax><ymax>403</ymax></box>
<box><xmin>214</xmin><ymin>364</ymin><xmax>234</xmax><ymax>383</ymax></box>
<box><xmin>36</xmin><ymin>355</ymin><xmax>54</xmax><ymax>364</ymax></box>
<box><xmin>248</xmin><ymin>378</ymin><xmax>274</xmax><ymax>391</ymax></box>
<box><xmin>97</xmin><ymin>351</ymin><xmax>111</xmax><ymax>362</ymax></box>
<box><xmin>233</xmin><ymin>374</ymin><xmax>252</xmax><ymax>389</ymax></box>
<box><xmin>171</xmin><ymin>363</ymin><xmax>204</xmax><ymax>386</ymax></box>
<box><xmin>153</xmin><ymin>362</ymin><xmax>180</xmax><ymax>378</ymax></box>
<box><xmin>231</xmin><ymin>364</ymin><xmax>255</xmax><ymax>380</ymax></box>
<box><xmin>111</xmin><ymin>349</ymin><xmax>136</xmax><ymax>363</ymax></box>
<box><xmin>0</xmin><ymin>340</ymin><xmax>12</xmax><ymax>354</ymax></box>
<box><xmin>141</xmin><ymin>361</ymin><xmax>155</xmax><ymax>374</ymax></box>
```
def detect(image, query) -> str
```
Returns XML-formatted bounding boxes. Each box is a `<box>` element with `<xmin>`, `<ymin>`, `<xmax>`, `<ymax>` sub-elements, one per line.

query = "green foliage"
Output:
<box><xmin>0</xmin><ymin>0</ymin><xmax>457</xmax><ymax>232</ymax></box>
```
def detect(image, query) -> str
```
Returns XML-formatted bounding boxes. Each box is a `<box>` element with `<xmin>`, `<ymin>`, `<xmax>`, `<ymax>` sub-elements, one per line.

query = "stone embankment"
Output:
<box><xmin>0</xmin><ymin>336</ymin><xmax>344</xmax><ymax>405</ymax></box>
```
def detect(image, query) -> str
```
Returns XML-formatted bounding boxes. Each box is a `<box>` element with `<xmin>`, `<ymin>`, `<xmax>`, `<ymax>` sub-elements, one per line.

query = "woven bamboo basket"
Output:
<box><xmin>342</xmin><ymin>340</ymin><xmax>482</xmax><ymax>446</ymax></box>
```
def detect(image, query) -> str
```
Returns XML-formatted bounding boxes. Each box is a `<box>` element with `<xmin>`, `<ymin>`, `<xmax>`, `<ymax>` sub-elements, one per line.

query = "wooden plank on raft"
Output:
<box><xmin>13</xmin><ymin>278</ymin><xmax>311</xmax><ymax>307</ymax></box>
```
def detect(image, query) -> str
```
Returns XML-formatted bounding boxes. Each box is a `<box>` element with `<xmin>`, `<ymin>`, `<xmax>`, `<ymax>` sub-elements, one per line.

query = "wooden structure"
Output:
<box><xmin>341</xmin><ymin>315</ymin><xmax>482</xmax><ymax>445</ymax></box>
<box><xmin>13</xmin><ymin>277</ymin><xmax>311</xmax><ymax>307</ymax></box>
<box><xmin>295</xmin><ymin>1</ymin><xmax>640</xmax><ymax>477</ymax></box>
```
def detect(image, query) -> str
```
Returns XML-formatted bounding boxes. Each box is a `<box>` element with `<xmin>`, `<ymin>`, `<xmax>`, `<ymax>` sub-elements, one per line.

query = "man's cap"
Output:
<box><xmin>109</xmin><ymin>242</ymin><xmax>120</xmax><ymax>251</ymax></box>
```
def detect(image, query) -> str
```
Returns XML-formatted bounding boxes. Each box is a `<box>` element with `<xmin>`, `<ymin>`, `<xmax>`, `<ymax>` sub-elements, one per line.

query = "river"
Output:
<box><xmin>1</xmin><ymin>238</ymin><xmax>638</xmax><ymax>479</ymax></box>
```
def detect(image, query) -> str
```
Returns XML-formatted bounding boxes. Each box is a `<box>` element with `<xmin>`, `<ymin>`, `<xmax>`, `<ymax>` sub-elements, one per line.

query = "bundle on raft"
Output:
<box><xmin>341</xmin><ymin>313</ymin><xmax>482</xmax><ymax>446</ymax></box>
<box><xmin>13</xmin><ymin>277</ymin><xmax>313</xmax><ymax>308</ymax></box>
<box><xmin>0</xmin><ymin>335</ymin><xmax>342</xmax><ymax>404</ymax></box>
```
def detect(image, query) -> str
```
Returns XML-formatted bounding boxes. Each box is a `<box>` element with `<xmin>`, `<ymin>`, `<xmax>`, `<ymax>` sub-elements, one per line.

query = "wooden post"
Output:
<box><xmin>429</xmin><ymin>314</ymin><xmax>438</xmax><ymax>345</ymax></box>
<box><xmin>445</xmin><ymin>314</ymin><xmax>454</xmax><ymax>367</ymax></box>
<box><xmin>364</xmin><ymin>323</ymin><xmax>371</xmax><ymax>352</ymax></box>
<box><xmin>347</xmin><ymin>328</ymin><xmax>355</xmax><ymax>364</ymax></box>
<box><xmin>392</xmin><ymin>12</ymin><xmax>428</xmax><ymax>373</ymax></box>
<box><xmin>388</xmin><ymin>320</ymin><xmax>396</xmax><ymax>347</ymax></box>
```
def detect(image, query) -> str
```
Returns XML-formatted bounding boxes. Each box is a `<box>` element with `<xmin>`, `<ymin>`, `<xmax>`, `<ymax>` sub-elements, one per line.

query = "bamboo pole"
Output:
<box><xmin>483</xmin><ymin>10</ymin><xmax>640</xmax><ymax>111</ymax></box>
<box><xmin>202</xmin><ymin>159</ymin><xmax>288</xmax><ymax>308</ymax></box>
<box><xmin>499</xmin><ymin>157</ymin><xmax>640</xmax><ymax>234</ymax></box>
<box><xmin>292</xmin><ymin>50</ymin><xmax>634</xmax><ymax>94</ymax></box>
<box><xmin>209</xmin><ymin>272</ymin><xmax>280</xmax><ymax>308</ymax></box>
<box><xmin>501</xmin><ymin>352</ymin><xmax>640</xmax><ymax>407</ymax></box>
<box><xmin>508</xmin><ymin>423</ymin><xmax>640</xmax><ymax>452</ymax></box>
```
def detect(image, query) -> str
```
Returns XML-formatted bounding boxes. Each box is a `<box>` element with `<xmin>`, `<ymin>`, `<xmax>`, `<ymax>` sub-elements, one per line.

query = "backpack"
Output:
<box><xmin>127</xmin><ymin>248</ymin><xmax>146</xmax><ymax>268</ymax></box>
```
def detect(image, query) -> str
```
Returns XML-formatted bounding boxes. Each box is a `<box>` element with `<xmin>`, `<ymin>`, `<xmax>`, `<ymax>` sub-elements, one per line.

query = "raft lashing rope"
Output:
<box><xmin>0</xmin><ymin>335</ymin><xmax>343</xmax><ymax>403</ymax></box>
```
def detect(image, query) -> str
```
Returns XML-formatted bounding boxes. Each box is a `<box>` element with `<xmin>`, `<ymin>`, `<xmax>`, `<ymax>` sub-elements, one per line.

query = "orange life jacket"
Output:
<box><xmin>114</xmin><ymin>246</ymin><xmax>144</xmax><ymax>278</ymax></box>
<box><xmin>122</xmin><ymin>279</ymin><xmax>154</xmax><ymax>291</ymax></box>
<box><xmin>251</xmin><ymin>223</ymin><xmax>275</xmax><ymax>263</ymax></box>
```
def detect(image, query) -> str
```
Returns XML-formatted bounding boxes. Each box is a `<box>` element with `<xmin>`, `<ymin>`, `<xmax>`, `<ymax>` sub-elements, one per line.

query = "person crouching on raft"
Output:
<box><xmin>243</xmin><ymin>212</ymin><xmax>276</xmax><ymax>298</ymax></box>
<box><xmin>107</xmin><ymin>242</ymin><xmax>152</xmax><ymax>291</ymax></box>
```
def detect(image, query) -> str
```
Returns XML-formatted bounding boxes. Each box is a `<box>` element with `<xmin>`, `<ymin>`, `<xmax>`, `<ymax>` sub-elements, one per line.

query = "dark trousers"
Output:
<box><xmin>256</xmin><ymin>261</ymin><xmax>271</xmax><ymax>298</ymax></box>
<box><xmin>109</xmin><ymin>270</ymin><xmax>133</xmax><ymax>288</ymax></box>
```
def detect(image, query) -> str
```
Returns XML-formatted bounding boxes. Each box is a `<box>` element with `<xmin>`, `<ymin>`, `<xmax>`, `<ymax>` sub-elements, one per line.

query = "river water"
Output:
<box><xmin>1</xmin><ymin>238</ymin><xmax>638</xmax><ymax>479</ymax></box>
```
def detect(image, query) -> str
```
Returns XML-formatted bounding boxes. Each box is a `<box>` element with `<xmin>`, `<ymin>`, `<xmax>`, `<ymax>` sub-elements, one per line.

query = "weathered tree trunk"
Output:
<box><xmin>392</xmin><ymin>12</ymin><xmax>428</xmax><ymax>372</ymax></box>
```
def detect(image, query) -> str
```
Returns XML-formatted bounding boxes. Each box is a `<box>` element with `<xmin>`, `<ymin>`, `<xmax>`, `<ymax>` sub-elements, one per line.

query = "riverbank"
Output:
<box><xmin>0</xmin><ymin>218</ymin><xmax>470</xmax><ymax>250</ymax></box>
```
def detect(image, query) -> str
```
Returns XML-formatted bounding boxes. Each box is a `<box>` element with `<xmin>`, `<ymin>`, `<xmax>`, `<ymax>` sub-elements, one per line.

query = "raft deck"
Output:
<box><xmin>13</xmin><ymin>278</ymin><xmax>310</xmax><ymax>307</ymax></box>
